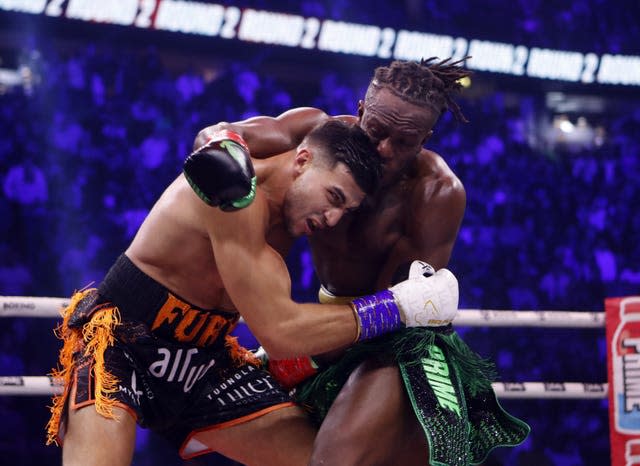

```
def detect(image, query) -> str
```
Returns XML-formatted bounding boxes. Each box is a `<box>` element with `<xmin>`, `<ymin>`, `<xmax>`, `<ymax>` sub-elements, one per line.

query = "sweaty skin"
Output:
<box><xmin>126</xmin><ymin>149</ymin><xmax>367</xmax><ymax>359</ymax></box>
<box><xmin>195</xmin><ymin>88</ymin><xmax>466</xmax><ymax>465</ymax></box>
<box><xmin>62</xmin><ymin>140</ymin><xmax>372</xmax><ymax>466</ymax></box>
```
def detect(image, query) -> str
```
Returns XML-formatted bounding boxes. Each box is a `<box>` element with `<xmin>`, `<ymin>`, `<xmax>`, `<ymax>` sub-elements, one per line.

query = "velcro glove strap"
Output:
<box><xmin>205</xmin><ymin>129</ymin><xmax>250</xmax><ymax>151</ymax></box>
<box><xmin>350</xmin><ymin>290</ymin><xmax>403</xmax><ymax>342</ymax></box>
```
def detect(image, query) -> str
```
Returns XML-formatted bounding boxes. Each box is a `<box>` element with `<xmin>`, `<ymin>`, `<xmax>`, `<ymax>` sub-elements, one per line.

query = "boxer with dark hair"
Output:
<box><xmin>47</xmin><ymin>119</ymin><xmax>461</xmax><ymax>466</ymax></box>
<box><xmin>196</xmin><ymin>58</ymin><xmax>529</xmax><ymax>465</ymax></box>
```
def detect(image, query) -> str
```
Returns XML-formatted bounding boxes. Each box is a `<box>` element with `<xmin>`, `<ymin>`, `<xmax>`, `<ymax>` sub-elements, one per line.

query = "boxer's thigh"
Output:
<box><xmin>192</xmin><ymin>404</ymin><xmax>317</xmax><ymax>466</ymax></box>
<box><xmin>310</xmin><ymin>357</ymin><xmax>427</xmax><ymax>466</ymax></box>
<box><xmin>63</xmin><ymin>403</ymin><xmax>137</xmax><ymax>466</ymax></box>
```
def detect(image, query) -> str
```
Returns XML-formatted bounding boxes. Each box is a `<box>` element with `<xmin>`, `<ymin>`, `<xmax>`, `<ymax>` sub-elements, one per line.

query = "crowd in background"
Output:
<box><xmin>1</xmin><ymin>4</ymin><xmax>639</xmax><ymax>464</ymax></box>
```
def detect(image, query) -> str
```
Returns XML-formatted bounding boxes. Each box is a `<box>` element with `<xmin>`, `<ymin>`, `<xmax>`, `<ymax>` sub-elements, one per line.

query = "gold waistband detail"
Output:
<box><xmin>317</xmin><ymin>285</ymin><xmax>358</xmax><ymax>305</ymax></box>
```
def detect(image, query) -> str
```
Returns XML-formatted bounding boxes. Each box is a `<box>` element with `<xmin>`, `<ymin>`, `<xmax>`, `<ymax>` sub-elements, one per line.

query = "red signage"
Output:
<box><xmin>607</xmin><ymin>297</ymin><xmax>640</xmax><ymax>466</ymax></box>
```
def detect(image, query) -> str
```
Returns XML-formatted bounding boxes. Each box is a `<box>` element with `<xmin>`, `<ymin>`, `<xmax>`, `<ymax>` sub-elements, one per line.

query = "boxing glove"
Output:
<box><xmin>254</xmin><ymin>346</ymin><xmax>319</xmax><ymax>390</ymax></box>
<box><xmin>183</xmin><ymin>130</ymin><xmax>256</xmax><ymax>211</ymax></box>
<box><xmin>390</xmin><ymin>266</ymin><xmax>458</xmax><ymax>326</ymax></box>
<box><xmin>351</xmin><ymin>261</ymin><xmax>458</xmax><ymax>342</ymax></box>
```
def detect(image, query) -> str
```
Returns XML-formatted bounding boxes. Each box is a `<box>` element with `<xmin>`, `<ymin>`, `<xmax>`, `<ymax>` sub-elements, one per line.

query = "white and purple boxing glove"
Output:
<box><xmin>350</xmin><ymin>261</ymin><xmax>459</xmax><ymax>342</ymax></box>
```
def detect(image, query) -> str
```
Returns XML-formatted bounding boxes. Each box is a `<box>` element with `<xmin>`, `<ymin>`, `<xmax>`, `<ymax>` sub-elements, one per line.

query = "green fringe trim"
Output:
<box><xmin>295</xmin><ymin>327</ymin><xmax>497</xmax><ymax>422</ymax></box>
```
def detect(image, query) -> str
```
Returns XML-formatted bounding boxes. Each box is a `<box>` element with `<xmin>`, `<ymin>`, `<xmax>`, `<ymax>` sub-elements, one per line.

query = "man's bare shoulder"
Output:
<box><xmin>154</xmin><ymin>176</ymin><xmax>217</xmax><ymax>234</ymax></box>
<box><xmin>411</xmin><ymin>148</ymin><xmax>465</xmax><ymax>208</ymax></box>
<box><xmin>332</xmin><ymin>114</ymin><xmax>359</xmax><ymax>124</ymax></box>
<box><xmin>154</xmin><ymin>176</ymin><xmax>268</xmax><ymax>235</ymax></box>
<box><xmin>278</xmin><ymin>106</ymin><xmax>330</xmax><ymax>122</ymax></box>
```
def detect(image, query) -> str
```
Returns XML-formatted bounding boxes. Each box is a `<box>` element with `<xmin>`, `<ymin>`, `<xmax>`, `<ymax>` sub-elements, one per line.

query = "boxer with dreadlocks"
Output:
<box><xmin>196</xmin><ymin>57</ymin><xmax>529</xmax><ymax>465</ymax></box>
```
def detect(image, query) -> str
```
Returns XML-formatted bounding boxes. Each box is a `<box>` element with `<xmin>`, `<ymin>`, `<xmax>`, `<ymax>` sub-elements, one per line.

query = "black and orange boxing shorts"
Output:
<box><xmin>48</xmin><ymin>254</ymin><xmax>294</xmax><ymax>459</ymax></box>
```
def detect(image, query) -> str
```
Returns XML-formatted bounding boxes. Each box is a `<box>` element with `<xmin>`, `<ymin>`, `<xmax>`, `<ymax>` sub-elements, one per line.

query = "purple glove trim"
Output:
<box><xmin>351</xmin><ymin>289</ymin><xmax>403</xmax><ymax>342</ymax></box>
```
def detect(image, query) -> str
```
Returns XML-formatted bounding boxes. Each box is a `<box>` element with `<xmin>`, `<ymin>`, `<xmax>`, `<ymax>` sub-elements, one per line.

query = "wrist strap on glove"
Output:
<box><xmin>350</xmin><ymin>289</ymin><xmax>403</xmax><ymax>343</ymax></box>
<box><xmin>205</xmin><ymin>129</ymin><xmax>249</xmax><ymax>149</ymax></box>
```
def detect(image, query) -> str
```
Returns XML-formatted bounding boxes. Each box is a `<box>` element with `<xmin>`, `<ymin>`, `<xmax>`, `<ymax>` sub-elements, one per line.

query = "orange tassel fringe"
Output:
<box><xmin>46</xmin><ymin>289</ymin><xmax>121</xmax><ymax>445</ymax></box>
<box><xmin>225</xmin><ymin>335</ymin><xmax>260</xmax><ymax>368</ymax></box>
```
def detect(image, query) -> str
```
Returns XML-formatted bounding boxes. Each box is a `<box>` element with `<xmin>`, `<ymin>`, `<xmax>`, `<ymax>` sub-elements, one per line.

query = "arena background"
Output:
<box><xmin>1</xmin><ymin>1</ymin><xmax>639</xmax><ymax>464</ymax></box>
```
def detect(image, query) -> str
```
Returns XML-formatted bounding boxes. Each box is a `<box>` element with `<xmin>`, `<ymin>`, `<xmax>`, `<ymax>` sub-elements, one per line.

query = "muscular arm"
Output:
<box><xmin>202</xmin><ymin>192</ymin><xmax>358</xmax><ymax>360</ymax></box>
<box><xmin>194</xmin><ymin>107</ymin><xmax>330</xmax><ymax>157</ymax></box>
<box><xmin>376</xmin><ymin>153</ymin><xmax>466</xmax><ymax>289</ymax></box>
<box><xmin>310</xmin><ymin>168</ymin><xmax>464</xmax><ymax>364</ymax></box>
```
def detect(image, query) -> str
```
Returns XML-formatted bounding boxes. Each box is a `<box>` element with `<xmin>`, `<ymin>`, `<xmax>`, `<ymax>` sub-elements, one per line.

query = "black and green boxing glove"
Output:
<box><xmin>183</xmin><ymin>130</ymin><xmax>256</xmax><ymax>211</ymax></box>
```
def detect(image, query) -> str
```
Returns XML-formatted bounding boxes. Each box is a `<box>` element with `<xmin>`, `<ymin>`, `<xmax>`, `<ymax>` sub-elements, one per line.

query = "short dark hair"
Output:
<box><xmin>304</xmin><ymin>119</ymin><xmax>382</xmax><ymax>195</ymax></box>
<box><xmin>366</xmin><ymin>57</ymin><xmax>470</xmax><ymax>122</ymax></box>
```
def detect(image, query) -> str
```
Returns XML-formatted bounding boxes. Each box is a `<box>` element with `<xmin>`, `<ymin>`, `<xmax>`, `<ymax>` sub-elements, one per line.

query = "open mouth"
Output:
<box><xmin>306</xmin><ymin>218</ymin><xmax>318</xmax><ymax>234</ymax></box>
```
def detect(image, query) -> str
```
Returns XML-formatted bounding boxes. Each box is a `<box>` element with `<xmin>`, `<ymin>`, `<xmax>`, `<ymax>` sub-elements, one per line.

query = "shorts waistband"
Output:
<box><xmin>97</xmin><ymin>254</ymin><xmax>239</xmax><ymax>346</ymax></box>
<box><xmin>98</xmin><ymin>254</ymin><xmax>172</xmax><ymax>325</ymax></box>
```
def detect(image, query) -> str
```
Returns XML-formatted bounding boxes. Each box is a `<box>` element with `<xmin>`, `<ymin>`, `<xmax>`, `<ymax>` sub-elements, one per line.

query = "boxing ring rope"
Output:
<box><xmin>0</xmin><ymin>296</ymin><xmax>606</xmax><ymax>328</ymax></box>
<box><xmin>0</xmin><ymin>376</ymin><xmax>609</xmax><ymax>399</ymax></box>
<box><xmin>0</xmin><ymin>295</ymin><xmax>608</xmax><ymax>399</ymax></box>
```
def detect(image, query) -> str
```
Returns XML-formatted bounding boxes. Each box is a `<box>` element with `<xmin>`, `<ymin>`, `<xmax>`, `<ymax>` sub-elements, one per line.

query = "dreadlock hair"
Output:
<box><xmin>366</xmin><ymin>57</ymin><xmax>471</xmax><ymax>123</ymax></box>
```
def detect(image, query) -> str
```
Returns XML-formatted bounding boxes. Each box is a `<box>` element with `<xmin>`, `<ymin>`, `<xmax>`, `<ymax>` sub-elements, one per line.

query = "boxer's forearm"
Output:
<box><xmin>255</xmin><ymin>303</ymin><xmax>358</xmax><ymax>360</ymax></box>
<box><xmin>194</xmin><ymin>107</ymin><xmax>329</xmax><ymax>157</ymax></box>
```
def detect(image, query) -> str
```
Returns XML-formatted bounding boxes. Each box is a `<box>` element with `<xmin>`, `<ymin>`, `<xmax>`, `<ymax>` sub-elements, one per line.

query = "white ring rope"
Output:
<box><xmin>0</xmin><ymin>296</ymin><xmax>605</xmax><ymax>328</ymax></box>
<box><xmin>453</xmin><ymin>309</ymin><xmax>605</xmax><ymax>328</ymax></box>
<box><xmin>1</xmin><ymin>296</ymin><xmax>68</xmax><ymax>318</ymax></box>
<box><xmin>0</xmin><ymin>296</ymin><xmax>608</xmax><ymax>400</ymax></box>
<box><xmin>0</xmin><ymin>376</ymin><xmax>608</xmax><ymax>399</ymax></box>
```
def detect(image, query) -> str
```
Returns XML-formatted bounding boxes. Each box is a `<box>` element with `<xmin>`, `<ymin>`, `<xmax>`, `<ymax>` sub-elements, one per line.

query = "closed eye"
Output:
<box><xmin>328</xmin><ymin>188</ymin><xmax>346</xmax><ymax>206</ymax></box>
<box><xmin>368</xmin><ymin>127</ymin><xmax>383</xmax><ymax>140</ymax></box>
